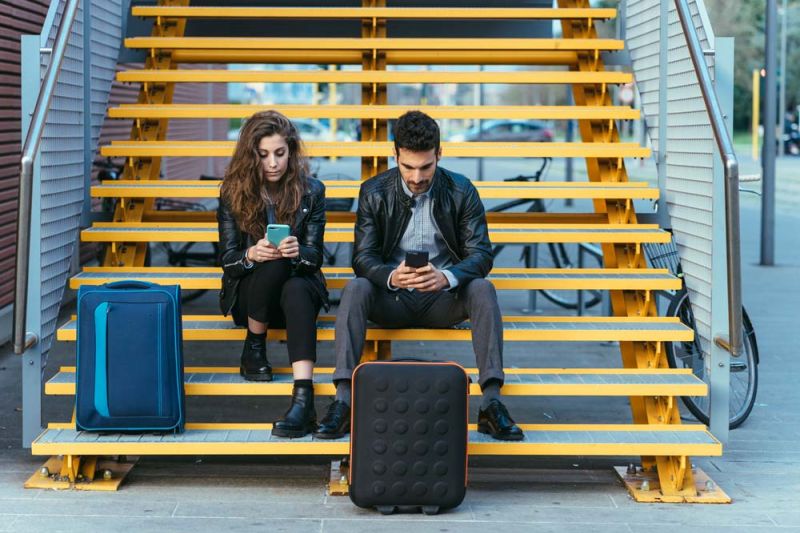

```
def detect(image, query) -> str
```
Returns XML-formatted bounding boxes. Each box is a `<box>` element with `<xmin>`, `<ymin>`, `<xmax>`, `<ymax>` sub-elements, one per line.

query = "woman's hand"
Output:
<box><xmin>277</xmin><ymin>236</ymin><xmax>300</xmax><ymax>259</ymax></box>
<box><xmin>247</xmin><ymin>238</ymin><xmax>282</xmax><ymax>263</ymax></box>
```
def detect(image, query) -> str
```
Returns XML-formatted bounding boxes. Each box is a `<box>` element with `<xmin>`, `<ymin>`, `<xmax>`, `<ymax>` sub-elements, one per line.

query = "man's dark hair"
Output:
<box><xmin>393</xmin><ymin>110</ymin><xmax>440</xmax><ymax>154</ymax></box>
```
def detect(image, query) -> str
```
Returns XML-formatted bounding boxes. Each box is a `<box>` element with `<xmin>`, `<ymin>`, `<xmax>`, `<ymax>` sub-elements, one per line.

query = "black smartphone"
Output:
<box><xmin>405</xmin><ymin>250</ymin><xmax>429</xmax><ymax>269</ymax></box>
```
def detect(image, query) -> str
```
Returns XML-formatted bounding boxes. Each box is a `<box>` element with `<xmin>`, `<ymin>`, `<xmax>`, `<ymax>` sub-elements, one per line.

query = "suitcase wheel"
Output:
<box><xmin>421</xmin><ymin>506</ymin><xmax>440</xmax><ymax>516</ymax></box>
<box><xmin>376</xmin><ymin>505</ymin><xmax>396</xmax><ymax>515</ymax></box>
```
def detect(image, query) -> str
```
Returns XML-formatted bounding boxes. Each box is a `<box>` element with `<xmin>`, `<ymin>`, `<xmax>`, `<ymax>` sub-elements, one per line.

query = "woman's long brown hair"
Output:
<box><xmin>220</xmin><ymin>110</ymin><xmax>309</xmax><ymax>238</ymax></box>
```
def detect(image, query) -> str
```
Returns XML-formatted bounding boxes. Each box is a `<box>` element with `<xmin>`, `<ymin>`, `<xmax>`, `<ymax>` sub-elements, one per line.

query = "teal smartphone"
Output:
<box><xmin>266</xmin><ymin>224</ymin><xmax>291</xmax><ymax>247</ymax></box>
<box><xmin>267</xmin><ymin>224</ymin><xmax>291</xmax><ymax>247</ymax></box>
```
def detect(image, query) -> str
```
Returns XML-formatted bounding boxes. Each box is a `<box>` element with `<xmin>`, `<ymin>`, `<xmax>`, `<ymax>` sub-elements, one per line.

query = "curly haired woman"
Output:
<box><xmin>217</xmin><ymin>110</ymin><xmax>328</xmax><ymax>438</ymax></box>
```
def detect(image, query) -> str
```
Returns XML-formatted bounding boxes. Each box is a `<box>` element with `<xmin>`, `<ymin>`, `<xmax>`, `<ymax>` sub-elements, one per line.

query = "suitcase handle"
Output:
<box><xmin>105</xmin><ymin>280</ymin><xmax>156</xmax><ymax>290</ymax></box>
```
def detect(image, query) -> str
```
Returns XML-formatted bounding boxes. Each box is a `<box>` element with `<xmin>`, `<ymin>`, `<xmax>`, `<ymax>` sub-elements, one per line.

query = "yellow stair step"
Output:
<box><xmin>45</xmin><ymin>367</ymin><xmax>707</xmax><ymax>397</ymax></box>
<box><xmin>117</xmin><ymin>69</ymin><xmax>632</xmax><ymax>85</ymax></box>
<box><xmin>153</xmin><ymin>51</ymin><xmax>584</xmax><ymax>65</ymax></box>
<box><xmin>56</xmin><ymin>315</ymin><xmax>693</xmax><ymax>343</ymax></box>
<box><xmin>32</xmin><ymin>424</ymin><xmax>721</xmax><ymax>457</ymax></box>
<box><xmin>70</xmin><ymin>266</ymin><xmax>680</xmax><ymax>292</ymax></box>
<box><xmin>138</xmin><ymin>211</ymin><xmax>606</xmax><ymax>225</ymax></box>
<box><xmin>80</xmin><ymin>222</ymin><xmax>671</xmax><ymax>244</ymax></box>
<box><xmin>132</xmin><ymin>6</ymin><xmax>617</xmax><ymax>20</ymax></box>
<box><xmin>109</xmin><ymin>104</ymin><xmax>639</xmax><ymax>121</ymax></box>
<box><xmin>125</xmin><ymin>37</ymin><xmax>625</xmax><ymax>52</ymax></box>
<box><xmin>100</xmin><ymin>141</ymin><xmax>651</xmax><ymax>159</ymax></box>
<box><xmin>92</xmin><ymin>179</ymin><xmax>656</xmax><ymax>200</ymax></box>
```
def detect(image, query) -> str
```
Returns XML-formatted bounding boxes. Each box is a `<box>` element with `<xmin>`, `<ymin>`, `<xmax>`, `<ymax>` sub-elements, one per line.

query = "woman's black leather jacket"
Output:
<box><xmin>217</xmin><ymin>176</ymin><xmax>329</xmax><ymax>316</ymax></box>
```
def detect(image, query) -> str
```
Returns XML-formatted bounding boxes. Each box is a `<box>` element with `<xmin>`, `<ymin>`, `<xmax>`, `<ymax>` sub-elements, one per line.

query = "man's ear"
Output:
<box><xmin>436</xmin><ymin>147</ymin><xmax>442</xmax><ymax>161</ymax></box>
<box><xmin>393</xmin><ymin>147</ymin><xmax>398</xmax><ymax>160</ymax></box>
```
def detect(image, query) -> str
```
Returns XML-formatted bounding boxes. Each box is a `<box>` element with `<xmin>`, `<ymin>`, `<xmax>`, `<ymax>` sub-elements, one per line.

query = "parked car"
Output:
<box><xmin>448</xmin><ymin>120</ymin><xmax>554</xmax><ymax>142</ymax></box>
<box><xmin>783</xmin><ymin>117</ymin><xmax>800</xmax><ymax>156</ymax></box>
<box><xmin>293</xmin><ymin>119</ymin><xmax>354</xmax><ymax>142</ymax></box>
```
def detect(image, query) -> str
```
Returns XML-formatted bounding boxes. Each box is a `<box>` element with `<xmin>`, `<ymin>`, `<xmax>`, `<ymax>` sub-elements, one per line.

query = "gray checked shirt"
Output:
<box><xmin>387</xmin><ymin>178</ymin><xmax>458</xmax><ymax>290</ymax></box>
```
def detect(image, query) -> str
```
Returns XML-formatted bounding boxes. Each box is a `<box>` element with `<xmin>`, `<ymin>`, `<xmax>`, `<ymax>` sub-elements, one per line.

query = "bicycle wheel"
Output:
<box><xmin>523</xmin><ymin>242</ymin><xmax>602</xmax><ymax>310</ymax></box>
<box><xmin>665</xmin><ymin>291</ymin><xmax>758</xmax><ymax>429</ymax></box>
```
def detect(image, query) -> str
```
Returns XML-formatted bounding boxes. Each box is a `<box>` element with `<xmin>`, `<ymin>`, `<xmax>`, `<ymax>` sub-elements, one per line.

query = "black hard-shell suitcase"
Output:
<box><xmin>349</xmin><ymin>360</ymin><xmax>469</xmax><ymax>515</ymax></box>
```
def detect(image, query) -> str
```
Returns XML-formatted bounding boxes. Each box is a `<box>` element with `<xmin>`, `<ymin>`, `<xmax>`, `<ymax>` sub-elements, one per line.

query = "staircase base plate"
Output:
<box><xmin>614</xmin><ymin>465</ymin><xmax>730</xmax><ymax>503</ymax></box>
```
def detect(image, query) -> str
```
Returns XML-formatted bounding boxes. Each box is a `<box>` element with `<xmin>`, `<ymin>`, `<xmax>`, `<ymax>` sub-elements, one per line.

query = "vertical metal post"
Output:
<box><xmin>207</xmin><ymin>65</ymin><xmax>214</xmax><ymax>176</ymax></box>
<box><xmin>779</xmin><ymin>0</ymin><xmax>788</xmax><ymax>157</ymax></box>
<box><xmin>81</xmin><ymin>0</ymin><xmax>93</xmax><ymax>228</ymax></box>
<box><xmin>565</xmin><ymin>88</ymin><xmax>574</xmax><ymax>207</ymax></box>
<box><xmin>525</xmin><ymin>243</ymin><xmax>539</xmax><ymax>314</ymax></box>
<box><xmin>761</xmin><ymin>0</ymin><xmax>777</xmax><ymax>266</ymax></box>
<box><xmin>20</xmin><ymin>35</ymin><xmax>43</xmax><ymax>447</ymax></box>
<box><xmin>476</xmin><ymin>65</ymin><xmax>484</xmax><ymax>182</ymax></box>
<box><xmin>709</xmin><ymin>37</ymin><xmax>735</xmax><ymax>443</ymax></box>
<box><xmin>657</xmin><ymin>0</ymin><xmax>669</xmax><ymax>229</ymax></box>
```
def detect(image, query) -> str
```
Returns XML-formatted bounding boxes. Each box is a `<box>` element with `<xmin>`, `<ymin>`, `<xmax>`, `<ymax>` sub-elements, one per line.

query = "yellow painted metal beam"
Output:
<box><xmin>166</xmin><ymin>50</ymin><xmax>581</xmax><ymax>66</ymax></box>
<box><xmin>30</xmin><ymin>424</ymin><xmax>721</xmax><ymax>457</ymax></box>
<box><xmin>136</xmin><ymin>211</ymin><xmax>607</xmax><ymax>225</ymax></box>
<box><xmin>80</xmin><ymin>222</ymin><xmax>670</xmax><ymax>244</ymax></box>
<box><xmin>117</xmin><ymin>69</ymin><xmax>629</xmax><ymax>85</ymax></box>
<box><xmin>125</xmin><ymin>37</ymin><xmax>625</xmax><ymax>52</ymax></box>
<box><xmin>110</xmin><ymin>104</ymin><xmax>639</xmax><ymax>121</ymax></box>
<box><xmin>101</xmin><ymin>141</ymin><xmax>651</xmax><ymax>159</ymax></box>
<box><xmin>132</xmin><ymin>6</ymin><xmax>618</xmax><ymax>20</ymax></box>
<box><xmin>46</xmin><ymin>366</ymin><xmax>705</xmax><ymax>397</ymax></box>
<box><xmin>69</xmin><ymin>266</ymin><xmax>680</xmax><ymax>291</ymax></box>
<box><xmin>56</xmin><ymin>315</ymin><xmax>693</xmax><ymax>343</ymax></box>
<box><xmin>92</xmin><ymin>179</ymin><xmax>656</xmax><ymax>200</ymax></box>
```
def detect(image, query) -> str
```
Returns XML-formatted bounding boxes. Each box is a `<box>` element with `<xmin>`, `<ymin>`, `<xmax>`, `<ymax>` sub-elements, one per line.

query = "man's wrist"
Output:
<box><xmin>441</xmin><ymin>269</ymin><xmax>458</xmax><ymax>289</ymax></box>
<box><xmin>387</xmin><ymin>268</ymin><xmax>401</xmax><ymax>291</ymax></box>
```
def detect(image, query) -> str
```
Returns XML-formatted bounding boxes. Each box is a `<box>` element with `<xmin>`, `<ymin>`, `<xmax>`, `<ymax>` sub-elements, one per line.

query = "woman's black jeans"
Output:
<box><xmin>234</xmin><ymin>259</ymin><xmax>321</xmax><ymax>363</ymax></box>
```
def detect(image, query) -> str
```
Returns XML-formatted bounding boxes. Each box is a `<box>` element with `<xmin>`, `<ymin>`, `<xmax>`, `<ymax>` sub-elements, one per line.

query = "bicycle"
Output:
<box><xmin>644</xmin><ymin>239</ymin><xmax>758</xmax><ymax>429</ymax></box>
<box><xmin>489</xmin><ymin>157</ymin><xmax>604</xmax><ymax>311</ymax></box>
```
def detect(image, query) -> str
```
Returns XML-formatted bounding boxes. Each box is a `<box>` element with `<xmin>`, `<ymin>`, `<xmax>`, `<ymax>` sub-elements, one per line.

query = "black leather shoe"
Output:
<box><xmin>239</xmin><ymin>337</ymin><xmax>272</xmax><ymax>381</ymax></box>
<box><xmin>272</xmin><ymin>385</ymin><xmax>317</xmax><ymax>438</ymax></box>
<box><xmin>313</xmin><ymin>400</ymin><xmax>350</xmax><ymax>439</ymax></box>
<box><xmin>478</xmin><ymin>399</ymin><xmax>524</xmax><ymax>441</ymax></box>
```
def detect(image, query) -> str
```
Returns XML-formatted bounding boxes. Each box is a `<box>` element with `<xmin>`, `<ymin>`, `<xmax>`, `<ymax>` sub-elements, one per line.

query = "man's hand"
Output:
<box><xmin>389</xmin><ymin>260</ymin><xmax>417</xmax><ymax>289</ymax></box>
<box><xmin>405</xmin><ymin>264</ymin><xmax>450</xmax><ymax>292</ymax></box>
<box><xmin>247</xmin><ymin>238</ymin><xmax>282</xmax><ymax>263</ymax></box>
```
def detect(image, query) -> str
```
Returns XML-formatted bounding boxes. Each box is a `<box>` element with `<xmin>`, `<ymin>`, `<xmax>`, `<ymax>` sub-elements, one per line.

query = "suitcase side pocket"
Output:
<box><xmin>92</xmin><ymin>302</ymin><xmax>111</xmax><ymax>418</ymax></box>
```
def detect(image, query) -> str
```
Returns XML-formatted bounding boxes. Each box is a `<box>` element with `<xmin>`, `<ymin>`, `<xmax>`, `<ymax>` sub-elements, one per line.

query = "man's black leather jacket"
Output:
<box><xmin>353</xmin><ymin>166</ymin><xmax>493</xmax><ymax>288</ymax></box>
<box><xmin>217</xmin><ymin>176</ymin><xmax>328</xmax><ymax>317</ymax></box>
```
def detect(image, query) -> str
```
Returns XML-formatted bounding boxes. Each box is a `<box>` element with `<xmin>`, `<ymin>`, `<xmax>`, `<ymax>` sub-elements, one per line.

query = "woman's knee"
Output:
<box><xmin>280</xmin><ymin>277</ymin><xmax>315</xmax><ymax>306</ymax></box>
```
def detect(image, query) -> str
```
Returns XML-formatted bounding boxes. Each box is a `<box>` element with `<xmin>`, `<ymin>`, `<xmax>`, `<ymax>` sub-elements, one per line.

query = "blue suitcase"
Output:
<box><xmin>76</xmin><ymin>281</ymin><xmax>185</xmax><ymax>433</ymax></box>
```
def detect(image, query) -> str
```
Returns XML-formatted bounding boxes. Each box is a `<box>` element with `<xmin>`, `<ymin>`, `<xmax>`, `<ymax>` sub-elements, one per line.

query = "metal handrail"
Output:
<box><xmin>673</xmin><ymin>0</ymin><xmax>742</xmax><ymax>358</ymax></box>
<box><xmin>13</xmin><ymin>0</ymin><xmax>81</xmax><ymax>355</ymax></box>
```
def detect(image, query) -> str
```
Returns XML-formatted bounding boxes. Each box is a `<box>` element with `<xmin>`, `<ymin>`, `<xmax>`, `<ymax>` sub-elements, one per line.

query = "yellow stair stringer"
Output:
<box><xmin>558</xmin><ymin>0</ymin><xmax>700</xmax><ymax>500</ymax></box>
<box><xmin>361</xmin><ymin>0</ymin><xmax>388</xmax><ymax>180</ymax></box>
<box><xmin>103</xmin><ymin>0</ymin><xmax>190</xmax><ymax>268</ymax></box>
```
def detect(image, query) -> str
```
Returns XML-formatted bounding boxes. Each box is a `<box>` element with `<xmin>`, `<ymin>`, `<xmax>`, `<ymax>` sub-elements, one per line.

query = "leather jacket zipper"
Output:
<box><xmin>432</xmin><ymin>198</ymin><xmax>460</xmax><ymax>261</ymax></box>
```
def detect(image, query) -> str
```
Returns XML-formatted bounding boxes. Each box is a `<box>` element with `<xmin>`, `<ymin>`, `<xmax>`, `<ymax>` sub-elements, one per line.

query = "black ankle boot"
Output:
<box><xmin>239</xmin><ymin>337</ymin><xmax>272</xmax><ymax>381</ymax></box>
<box><xmin>272</xmin><ymin>384</ymin><xmax>316</xmax><ymax>438</ymax></box>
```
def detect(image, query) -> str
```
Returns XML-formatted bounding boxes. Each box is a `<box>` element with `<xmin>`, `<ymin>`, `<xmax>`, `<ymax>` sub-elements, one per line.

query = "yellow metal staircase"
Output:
<box><xmin>28</xmin><ymin>1</ymin><xmax>729</xmax><ymax>503</ymax></box>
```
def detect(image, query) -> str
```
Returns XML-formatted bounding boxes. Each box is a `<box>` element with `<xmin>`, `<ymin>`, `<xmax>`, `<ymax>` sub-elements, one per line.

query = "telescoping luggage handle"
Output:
<box><xmin>104</xmin><ymin>280</ymin><xmax>157</xmax><ymax>290</ymax></box>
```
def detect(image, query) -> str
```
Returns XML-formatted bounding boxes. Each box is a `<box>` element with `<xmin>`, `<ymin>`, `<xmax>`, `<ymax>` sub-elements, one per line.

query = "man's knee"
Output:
<box><xmin>341</xmin><ymin>277</ymin><xmax>374</xmax><ymax>303</ymax></box>
<box><xmin>464</xmin><ymin>278</ymin><xmax>497</xmax><ymax>302</ymax></box>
